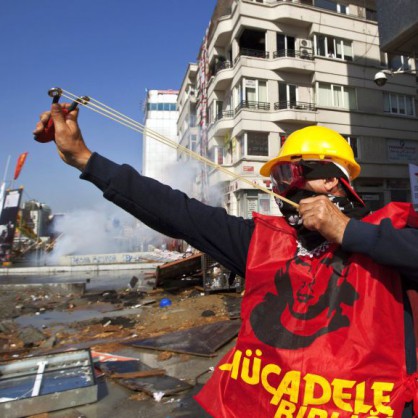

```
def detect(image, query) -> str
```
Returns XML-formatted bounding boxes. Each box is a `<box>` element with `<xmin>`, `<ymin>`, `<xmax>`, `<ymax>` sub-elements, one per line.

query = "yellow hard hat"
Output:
<box><xmin>260</xmin><ymin>126</ymin><xmax>361</xmax><ymax>180</ymax></box>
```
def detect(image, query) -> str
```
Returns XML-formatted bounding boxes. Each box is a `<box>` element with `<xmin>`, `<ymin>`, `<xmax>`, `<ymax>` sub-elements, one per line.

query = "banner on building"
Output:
<box><xmin>408</xmin><ymin>163</ymin><xmax>418</xmax><ymax>207</ymax></box>
<box><xmin>0</xmin><ymin>188</ymin><xmax>23</xmax><ymax>262</ymax></box>
<box><xmin>13</xmin><ymin>152</ymin><xmax>28</xmax><ymax>180</ymax></box>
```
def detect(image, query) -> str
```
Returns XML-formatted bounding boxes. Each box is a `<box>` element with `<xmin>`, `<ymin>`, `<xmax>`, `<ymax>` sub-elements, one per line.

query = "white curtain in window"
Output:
<box><xmin>333</xmin><ymin>85</ymin><xmax>343</xmax><ymax>107</ymax></box>
<box><xmin>317</xmin><ymin>83</ymin><xmax>332</xmax><ymax>106</ymax></box>
<box><xmin>343</xmin><ymin>40</ymin><xmax>352</xmax><ymax>60</ymax></box>
<box><xmin>258</xmin><ymin>81</ymin><xmax>267</xmax><ymax>102</ymax></box>
<box><xmin>246</xmin><ymin>87</ymin><xmax>256</xmax><ymax>102</ymax></box>
<box><xmin>406</xmin><ymin>97</ymin><xmax>414</xmax><ymax>115</ymax></box>
<box><xmin>345</xmin><ymin>87</ymin><xmax>356</xmax><ymax>109</ymax></box>
<box><xmin>336</xmin><ymin>40</ymin><xmax>343</xmax><ymax>59</ymax></box>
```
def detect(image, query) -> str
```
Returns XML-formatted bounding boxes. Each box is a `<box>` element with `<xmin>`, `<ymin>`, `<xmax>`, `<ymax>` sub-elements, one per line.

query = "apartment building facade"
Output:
<box><xmin>177</xmin><ymin>0</ymin><xmax>418</xmax><ymax>217</ymax></box>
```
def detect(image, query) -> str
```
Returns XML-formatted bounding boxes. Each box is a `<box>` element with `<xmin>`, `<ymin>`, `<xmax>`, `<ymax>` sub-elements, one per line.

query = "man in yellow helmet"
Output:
<box><xmin>34</xmin><ymin>105</ymin><xmax>418</xmax><ymax>417</ymax></box>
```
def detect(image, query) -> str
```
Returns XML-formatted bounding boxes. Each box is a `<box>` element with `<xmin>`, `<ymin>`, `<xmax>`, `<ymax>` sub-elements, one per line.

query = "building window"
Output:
<box><xmin>190</xmin><ymin>135</ymin><xmax>198</xmax><ymax>152</ymax></box>
<box><xmin>258</xmin><ymin>194</ymin><xmax>271</xmax><ymax>215</ymax></box>
<box><xmin>276</xmin><ymin>33</ymin><xmax>296</xmax><ymax>57</ymax></box>
<box><xmin>247</xmin><ymin>132</ymin><xmax>269</xmax><ymax>156</ymax></box>
<box><xmin>384</xmin><ymin>93</ymin><xmax>415</xmax><ymax>116</ymax></box>
<box><xmin>315</xmin><ymin>35</ymin><xmax>353</xmax><ymax>61</ymax></box>
<box><xmin>235</xmin><ymin>78</ymin><xmax>269</xmax><ymax>110</ymax></box>
<box><xmin>237</xmin><ymin>132</ymin><xmax>269</xmax><ymax>158</ymax></box>
<box><xmin>343</xmin><ymin>135</ymin><xmax>359</xmax><ymax>159</ymax></box>
<box><xmin>278</xmin><ymin>82</ymin><xmax>297</xmax><ymax>109</ymax></box>
<box><xmin>209</xmin><ymin>146</ymin><xmax>224</xmax><ymax>165</ymax></box>
<box><xmin>147</xmin><ymin>103</ymin><xmax>177</xmax><ymax>111</ymax></box>
<box><xmin>387</xmin><ymin>54</ymin><xmax>411</xmax><ymax>71</ymax></box>
<box><xmin>317</xmin><ymin>83</ymin><xmax>357</xmax><ymax>109</ymax></box>
<box><xmin>241</xmin><ymin>191</ymin><xmax>270</xmax><ymax>219</ymax></box>
<box><xmin>314</xmin><ymin>0</ymin><xmax>348</xmax><ymax>14</ymax></box>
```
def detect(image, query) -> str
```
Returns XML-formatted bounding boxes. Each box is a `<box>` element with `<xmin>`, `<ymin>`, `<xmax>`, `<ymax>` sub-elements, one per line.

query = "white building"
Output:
<box><xmin>177</xmin><ymin>0</ymin><xmax>418</xmax><ymax>216</ymax></box>
<box><xmin>142</xmin><ymin>90</ymin><xmax>179</xmax><ymax>183</ymax></box>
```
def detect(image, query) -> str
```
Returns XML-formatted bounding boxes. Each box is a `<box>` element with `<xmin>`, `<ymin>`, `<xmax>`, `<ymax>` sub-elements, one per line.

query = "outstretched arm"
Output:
<box><xmin>33</xmin><ymin>103</ymin><xmax>252</xmax><ymax>276</ymax></box>
<box><xmin>80</xmin><ymin>153</ymin><xmax>253</xmax><ymax>277</ymax></box>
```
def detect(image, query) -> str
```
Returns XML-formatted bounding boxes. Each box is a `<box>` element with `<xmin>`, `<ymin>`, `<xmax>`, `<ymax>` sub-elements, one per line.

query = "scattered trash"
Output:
<box><xmin>129</xmin><ymin>276</ymin><xmax>139</xmax><ymax>289</ymax></box>
<box><xmin>159</xmin><ymin>298</ymin><xmax>172</xmax><ymax>308</ymax></box>
<box><xmin>153</xmin><ymin>391</ymin><xmax>165</xmax><ymax>402</ymax></box>
<box><xmin>99</xmin><ymin>316</ymin><xmax>136</xmax><ymax>328</ymax></box>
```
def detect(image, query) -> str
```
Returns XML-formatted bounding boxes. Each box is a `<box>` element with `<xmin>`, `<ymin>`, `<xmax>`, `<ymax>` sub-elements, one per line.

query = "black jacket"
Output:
<box><xmin>81</xmin><ymin>153</ymin><xmax>418</xmax><ymax>415</ymax></box>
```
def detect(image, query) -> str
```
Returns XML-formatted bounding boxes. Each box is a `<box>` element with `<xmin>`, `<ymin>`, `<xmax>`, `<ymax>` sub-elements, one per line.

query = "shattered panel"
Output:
<box><xmin>97</xmin><ymin>359</ymin><xmax>191</xmax><ymax>396</ymax></box>
<box><xmin>128</xmin><ymin>320</ymin><xmax>241</xmax><ymax>357</ymax></box>
<box><xmin>0</xmin><ymin>349</ymin><xmax>97</xmax><ymax>418</ymax></box>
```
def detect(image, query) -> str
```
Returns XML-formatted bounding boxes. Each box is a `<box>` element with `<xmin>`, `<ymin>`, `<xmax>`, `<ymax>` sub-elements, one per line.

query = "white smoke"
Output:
<box><xmin>158</xmin><ymin>159</ymin><xmax>224</xmax><ymax>207</ymax></box>
<box><xmin>46</xmin><ymin>159</ymin><xmax>224</xmax><ymax>263</ymax></box>
<box><xmin>47</xmin><ymin>203</ymin><xmax>135</xmax><ymax>262</ymax></box>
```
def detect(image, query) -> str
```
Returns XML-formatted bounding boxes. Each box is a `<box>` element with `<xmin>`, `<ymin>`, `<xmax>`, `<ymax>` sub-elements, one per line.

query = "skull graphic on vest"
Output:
<box><xmin>250</xmin><ymin>248</ymin><xmax>359</xmax><ymax>349</ymax></box>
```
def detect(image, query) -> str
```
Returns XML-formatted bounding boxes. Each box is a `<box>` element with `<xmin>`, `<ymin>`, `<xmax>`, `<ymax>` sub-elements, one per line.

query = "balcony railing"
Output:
<box><xmin>235</xmin><ymin>48</ymin><xmax>270</xmax><ymax>63</ymax></box>
<box><xmin>236</xmin><ymin>100</ymin><xmax>271</xmax><ymax>112</ymax></box>
<box><xmin>215</xmin><ymin>110</ymin><xmax>235</xmax><ymax>122</ymax></box>
<box><xmin>214</xmin><ymin>60</ymin><xmax>232</xmax><ymax>74</ymax></box>
<box><xmin>274</xmin><ymin>101</ymin><xmax>316</xmax><ymax>111</ymax></box>
<box><xmin>273</xmin><ymin>49</ymin><xmax>314</xmax><ymax>60</ymax></box>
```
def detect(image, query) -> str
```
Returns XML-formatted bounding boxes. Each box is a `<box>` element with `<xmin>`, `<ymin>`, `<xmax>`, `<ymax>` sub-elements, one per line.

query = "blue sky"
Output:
<box><xmin>1</xmin><ymin>0</ymin><xmax>217</xmax><ymax>213</ymax></box>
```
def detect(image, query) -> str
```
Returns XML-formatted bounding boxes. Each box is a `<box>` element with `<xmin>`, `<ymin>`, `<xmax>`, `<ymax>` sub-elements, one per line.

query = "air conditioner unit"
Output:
<box><xmin>300</xmin><ymin>49</ymin><xmax>311</xmax><ymax>58</ymax></box>
<box><xmin>299</xmin><ymin>39</ymin><xmax>312</xmax><ymax>49</ymax></box>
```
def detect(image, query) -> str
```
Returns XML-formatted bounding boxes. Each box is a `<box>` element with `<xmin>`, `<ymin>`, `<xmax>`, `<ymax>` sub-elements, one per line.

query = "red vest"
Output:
<box><xmin>196</xmin><ymin>203</ymin><xmax>418</xmax><ymax>418</ymax></box>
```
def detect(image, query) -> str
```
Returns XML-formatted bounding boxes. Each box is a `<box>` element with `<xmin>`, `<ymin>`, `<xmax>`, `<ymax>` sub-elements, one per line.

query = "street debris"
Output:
<box><xmin>96</xmin><ymin>356</ymin><xmax>191</xmax><ymax>398</ymax></box>
<box><xmin>0</xmin><ymin>251</ymin><xmax>243</xmax><ymax>417</ymax></box>
<box><xmin>127</xmin><ymin>320</ymin><xmax>241</xmax><ymax>357</ymax></box>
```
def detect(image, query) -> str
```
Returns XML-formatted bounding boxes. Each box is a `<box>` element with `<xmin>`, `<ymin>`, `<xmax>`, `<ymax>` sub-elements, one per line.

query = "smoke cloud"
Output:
<box><xmin>46</xmin><ymin>158</ymin><xmax>224</xmax><ymax>263</ymax></box>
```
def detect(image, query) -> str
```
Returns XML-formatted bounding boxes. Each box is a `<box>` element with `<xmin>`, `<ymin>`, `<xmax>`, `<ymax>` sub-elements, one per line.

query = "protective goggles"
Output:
<box><xmin>270</xmin><ymin>162</ymin><xmax>306</xmax><ymax>197</ymax></box>
<box><xmin>270</xmin><ymin>160</ymin><xmax>349</xmax><ymax>197</ymax></box>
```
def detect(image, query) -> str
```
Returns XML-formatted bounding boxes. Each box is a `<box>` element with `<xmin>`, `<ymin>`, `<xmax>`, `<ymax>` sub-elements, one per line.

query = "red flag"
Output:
<box><xmin>13</xmin><ymin>152</ymin><xmax>28</xmax><ymax>180</ymax></box>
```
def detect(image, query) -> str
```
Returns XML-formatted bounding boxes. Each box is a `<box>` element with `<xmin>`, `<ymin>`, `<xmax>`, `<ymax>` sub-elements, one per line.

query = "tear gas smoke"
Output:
<box><xmin>46</xmin><ymin>159</ymin><xmax>223</xmax><ymax>262</ymax></box>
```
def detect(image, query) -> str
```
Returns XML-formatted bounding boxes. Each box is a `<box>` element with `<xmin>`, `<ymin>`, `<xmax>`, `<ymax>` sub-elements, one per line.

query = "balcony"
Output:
<box><xmin>215</xmin><ymin>110</ymin><xmax>235</xmax><ymax>121</ymax></box>
<box><xmin>273</xmin><ymin>100</ymin><xmax>317</xmax><ymax>123</ymax></box>
<box><xmin>235</xmin><ymin>100</ymin><xmax>271</xmax><ymax>112</ymax></box>
<box><xmin>208</xmin><ymin>110</ymin><xmax>235</xmax><ymax>137</ymax></box>
<box><xmin>234</xmin><ymin>48</ymin><xmax>269</xmax><ymax>64</ymax></box>
<box><xmin>214</xmin><ymin>60</ymin><xmax>232</xmax><ymax>75</ymax></box>
<box><xmin>209</xmin><ymin>60</ymin><xmax>234</xmax><ymax>93</ymax></box>
<box><xmin>272</xmin><ymin>49</ymin><xmax>315</xmax><ymax>73</ymax></box>
<box><xmin>274</xmin><ymin>100</ymin><xmax>316</xmax><ymax>111</ymax></box>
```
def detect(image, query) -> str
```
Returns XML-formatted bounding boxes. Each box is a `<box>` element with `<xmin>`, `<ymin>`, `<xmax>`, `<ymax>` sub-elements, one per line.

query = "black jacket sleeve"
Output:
<box><xmin>342</xmin><ymin>218</ymin><xmax>418</xmax><ymax>281</ymax></box>
<box><xmin>80</xmin><ymin>153</ymin><xmax>253</xmax><ymax>277</ymax></box>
